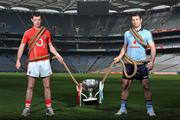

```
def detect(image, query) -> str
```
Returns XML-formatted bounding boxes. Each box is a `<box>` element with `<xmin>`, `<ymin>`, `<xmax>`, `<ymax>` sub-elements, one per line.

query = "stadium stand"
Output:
<box><xmin>0</xmin><ymin>7</ymin><xmax>180</xmax><ymax>73</ymax></box>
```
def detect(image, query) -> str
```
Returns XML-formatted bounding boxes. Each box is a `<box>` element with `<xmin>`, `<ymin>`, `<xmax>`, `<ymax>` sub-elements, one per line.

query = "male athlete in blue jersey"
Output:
<box><xmin>114</xmin><ymin>13</ymin><xmax>156</xmax><ymax>116</ymax></box>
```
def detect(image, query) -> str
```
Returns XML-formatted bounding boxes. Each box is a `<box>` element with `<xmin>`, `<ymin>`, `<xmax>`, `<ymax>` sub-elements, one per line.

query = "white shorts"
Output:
<box><xmin>27</xmin><ymin>59</ymin><xmax>52</xmax><ymax>77</ymax></box>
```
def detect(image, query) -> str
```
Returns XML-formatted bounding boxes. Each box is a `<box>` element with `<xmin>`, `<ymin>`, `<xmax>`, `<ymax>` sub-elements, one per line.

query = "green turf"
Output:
<box><xmin>0</xmin><ymin>72</ymin><xmax>180</xmax><ymax>120</ymax></box>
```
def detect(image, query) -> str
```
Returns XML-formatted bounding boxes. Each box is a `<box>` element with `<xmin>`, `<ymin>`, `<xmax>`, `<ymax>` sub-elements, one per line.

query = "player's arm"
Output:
<box><xmin>16</xmin><ymin>43</ymin><xmax>26</xmax><ymax>69</ymax></box>
<box><xmin>49</xmin><ymin>42</ymin><xmax>64</xmax><ymax>64</ymax></box>
<box><xmin>114</xmin><ymin>42</ymin><xmax>127</xmax><ymax>63</ymax></box>
<box><xmin>148</xmin><ymin>42</ymin><xmax>156</xmax><ymax>70</ymax></box>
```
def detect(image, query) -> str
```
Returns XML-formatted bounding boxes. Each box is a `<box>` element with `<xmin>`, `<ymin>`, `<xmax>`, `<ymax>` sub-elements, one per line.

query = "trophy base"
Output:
<box><xmin>83</xmin><ymin>98</ymin><xmax>98</xmax><ymax>105</ymax></box>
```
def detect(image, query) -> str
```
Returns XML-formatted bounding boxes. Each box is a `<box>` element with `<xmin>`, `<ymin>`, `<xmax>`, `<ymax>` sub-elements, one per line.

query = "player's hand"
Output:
<box><xmin>147</xmin><ymin>61</ymin><xmax>154</xmax><ymax>71</ymax></box>
<box><xmin>114</xmin><ymin>56</ymin><xmax>121</xmax><ymax>63</ymax></box>
<box><xmin>56</xmin><ymin>55</ymin><xmax>64</xmax><ymax>64</ymax></box>
<box><xmin>16</xmin><ymin>60</ymin><xmax>21</xmax><ymax>70</ymax></box>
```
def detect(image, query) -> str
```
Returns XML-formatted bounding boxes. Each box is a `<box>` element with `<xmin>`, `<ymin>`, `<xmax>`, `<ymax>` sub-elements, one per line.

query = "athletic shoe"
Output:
<box><xmin>147</xmin><ymin>108</ymin><xmax>156</xmax><ymax>116</ymax></box>
<box><xmin>115</xmin><ymin>109</ymin><xmax>127</xmax><ymax>115</ymax></box>
<box><xmin>46</xmin><ymin>107</ymin><xmax>55</xmax><ymax>116</ymax></box>
<box><xmin>21</xmin><ymin>108</ymin><xmax>30</xmax><ymax>117</ymax></box>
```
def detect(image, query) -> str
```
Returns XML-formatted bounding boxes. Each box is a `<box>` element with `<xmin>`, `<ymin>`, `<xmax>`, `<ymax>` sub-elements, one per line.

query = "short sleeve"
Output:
<box><xmin>146</xmin><ymin>31</ymin><xmax>154</xmax><ymax>45</ymax></box>
<box><xmin>124</xmin><ymin>32</ymin><xmax>128</xmax><ymax>44</ymax></box>
<box><xmin>22</xmin><ymin>31</ymin><xmax>29</xmax><ymax>44</ymax></box>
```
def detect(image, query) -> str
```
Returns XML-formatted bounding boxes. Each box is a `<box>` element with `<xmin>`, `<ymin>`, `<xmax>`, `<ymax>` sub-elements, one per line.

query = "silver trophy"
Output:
<box><xmin>76</xmin><ymin>79</ymin><xmax>104</xmax><ymax>106</ymax></box>
<box><xmin>81</xmin><ymin>79</ymin><xmax>99</xmax><ymax>105</ymax></box>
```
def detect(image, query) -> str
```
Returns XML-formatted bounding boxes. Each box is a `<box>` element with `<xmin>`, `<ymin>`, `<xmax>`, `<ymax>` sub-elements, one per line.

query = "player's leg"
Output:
<box><xmin>43</xmin><ymin>76</ymin><xmax>52</xmax><ymax>108</ymax></box>
<box><xmin>141</xmin><ymin>79</ymin><xmax>152</xmax><ymax>100</ymax></box>
<box><xmin>141</xmin><ymin>79</ymin><xmax>156</xmax><ymax>116</ymax></box>
<box><xmin>43</xmin><ymin>76</ymin><xmax>55</xmax><ymax>116</ymax></box>
<box><xmin>121</xmin><ymin>79</ymin><xmax>133</xmax><ymax>100</ymax></box>
<box><xmin>21</xmin><ymin>76</ymin><xmax>36</xmax><ymax>116</ymax></box>
<box><xmin>115</xmin><ymin>79</ymin><xmax>132</xmax><ymax>115</ymax></box>
<box><xmin>139</xmin><ymin>64</ymin><xmax>156</xmax><ymax>116</ymax></box>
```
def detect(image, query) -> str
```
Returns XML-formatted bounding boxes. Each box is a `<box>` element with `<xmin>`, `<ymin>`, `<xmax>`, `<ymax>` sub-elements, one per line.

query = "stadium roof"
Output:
<box><xmin>0</xmin><ymin>0</ymin><xmax>180</xmax><ymax>14</ymax></box>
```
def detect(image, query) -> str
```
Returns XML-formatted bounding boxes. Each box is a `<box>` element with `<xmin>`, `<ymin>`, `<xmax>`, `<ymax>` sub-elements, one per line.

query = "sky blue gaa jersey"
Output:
<box><xmin>124</xmin><ymin>29</ymin><xmax>154</xmax><ymax>61</ymax></box>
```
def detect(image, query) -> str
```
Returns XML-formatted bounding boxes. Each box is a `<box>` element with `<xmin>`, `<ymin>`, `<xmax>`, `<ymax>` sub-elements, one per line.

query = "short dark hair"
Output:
<box><xmin>131</xmin><ymin>13</ymin><xmax>142</xmax><ymax>19</ymax></box>
<box><xmin>31</xmin><ymin>12</ymin><xmax>41</xmax><ymax>19</ymax></box>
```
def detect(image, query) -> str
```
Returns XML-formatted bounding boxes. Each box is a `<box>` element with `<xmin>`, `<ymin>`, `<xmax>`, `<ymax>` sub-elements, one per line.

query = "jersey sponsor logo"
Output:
<box><xmin>130</xmin><ymin>39</ymin><xmax>140</xmax><ymax>48</ymax></box>
<box><xmin>36</xmin><ymin>38</ymin><xmax>44</xmax><ymax>46</ymax></box>
<box><xmin>132</xmin><ymin>39</ymin><xmax>136</xmax><ymax>45</ymax></box>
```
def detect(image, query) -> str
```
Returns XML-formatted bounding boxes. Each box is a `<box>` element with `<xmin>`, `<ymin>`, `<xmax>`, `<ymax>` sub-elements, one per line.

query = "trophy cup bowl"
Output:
<box><xmin>82</xmin><ymin>79</ymin><xmax>99</xmax><ymax>105</ymax></box>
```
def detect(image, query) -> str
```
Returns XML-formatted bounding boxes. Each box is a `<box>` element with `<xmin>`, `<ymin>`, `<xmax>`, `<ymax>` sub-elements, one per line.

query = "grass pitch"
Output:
<box><xmin>0</xmin><ymin>72</ymin><xmax>180</xmax><ymax>120</ymax></box>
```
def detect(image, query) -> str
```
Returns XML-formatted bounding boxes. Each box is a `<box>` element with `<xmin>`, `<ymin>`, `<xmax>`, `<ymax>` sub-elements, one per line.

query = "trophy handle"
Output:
<box><xmin>81</xmin><ymin>93</ymin><xmax>88</xmax><ymax>99</ymax></box>
<box><xmin>94</xmin><ymin>91</ymin><xmax>100</xmax><ymax>98</ymax></box>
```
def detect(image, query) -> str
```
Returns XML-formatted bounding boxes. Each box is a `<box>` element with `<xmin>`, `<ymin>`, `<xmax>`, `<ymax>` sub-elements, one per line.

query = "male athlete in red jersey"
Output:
<box><xmin>16</xmin><ymin>12</ymin><xmax>64</xmax><ymax>116</ymax></box>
